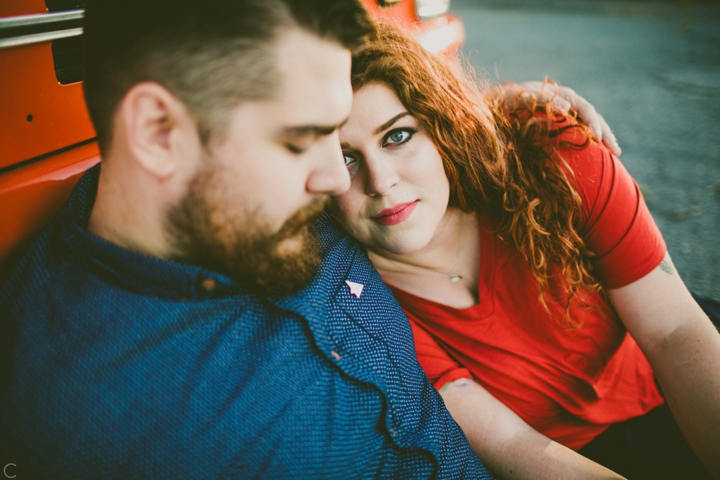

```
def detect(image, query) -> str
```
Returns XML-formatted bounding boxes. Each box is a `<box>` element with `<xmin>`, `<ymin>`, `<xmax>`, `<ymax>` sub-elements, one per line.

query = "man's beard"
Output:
<box><xmin>166</xmin><ymin>165</ymin><xmax>327</xmax><ymax>297</ymax></box>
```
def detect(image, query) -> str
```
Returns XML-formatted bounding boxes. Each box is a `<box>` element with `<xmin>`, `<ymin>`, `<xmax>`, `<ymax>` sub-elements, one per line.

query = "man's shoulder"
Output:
<box><xmin>0</xmin><ymin>214</ymin><xmax>67</xmax><ymax>321</ymax></box>
<box><xmin>289</xmin><ymin>214</ymin><xmax>408</xmax><ymax>336</ymax></box>
<box><xmin>313</xmin><ymin>212</ymin><xmax>359</xmax><ymax>255</ymax></box>
<box><xmin>1</xmin><ymin>165</ymin><xmax>98</xmax><ymax>302</ymax></box>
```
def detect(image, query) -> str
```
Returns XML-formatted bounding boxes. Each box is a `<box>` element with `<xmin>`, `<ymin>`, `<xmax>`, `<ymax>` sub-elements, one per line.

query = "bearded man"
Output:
<box><xmin>0</xmin><ymin>0</ymin><xmax>491</xmax><ymax>478</ymax></box>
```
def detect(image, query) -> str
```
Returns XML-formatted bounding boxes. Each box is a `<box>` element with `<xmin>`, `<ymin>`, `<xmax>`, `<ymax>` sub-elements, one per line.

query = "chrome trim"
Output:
<box><xmin>0</xmin><ymin>9</ymin><xmax>84</xmax><ymax>30</ymax></box>
<box><xmin>0</xmin><ymin>27</ymin><xmax>82</xmax><ymax>50</ymax></box>
<box><xmin>0</xmin><ymin>9</ymin><xmax>84</xmax><ymax>50</ymax></box>
<box><xmin>415</xmin><ymin>0</ymin><xmax>451</xmax><ymax>20</ymax></box>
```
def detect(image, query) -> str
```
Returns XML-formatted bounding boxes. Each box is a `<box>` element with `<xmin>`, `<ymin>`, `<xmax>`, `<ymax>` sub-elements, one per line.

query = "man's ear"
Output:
<box><xmin>119</xmin><ymin>82</ymin><xmax>197</xmax><ymax>180</ymax></box>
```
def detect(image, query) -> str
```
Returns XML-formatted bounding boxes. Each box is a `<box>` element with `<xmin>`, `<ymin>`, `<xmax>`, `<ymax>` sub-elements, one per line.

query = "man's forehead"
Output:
<box><xmin>273</xmin><ymin>29</ymin><xmax>353</xmax><ymax>97</ymax></box>
<box><xmin>274</xmin><ymin>27</ymin><xmax>351</xmax><ymax>63</ymax></box>
<box><xmin>220</xmin><ymin>28</ymin><xmax>353</xmax><ymax>136</ymax></box>
<box><xmin>268</xmin><ymin>30</ymin><xmax>353</xmax><ymax>130</ymax></box>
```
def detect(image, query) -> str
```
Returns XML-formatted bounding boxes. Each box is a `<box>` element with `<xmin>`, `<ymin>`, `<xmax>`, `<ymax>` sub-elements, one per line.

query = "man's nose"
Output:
<box><xmin>306</xmin><ymin>136</ymin><xmax>351</xmax><ymax>196</ymax></box>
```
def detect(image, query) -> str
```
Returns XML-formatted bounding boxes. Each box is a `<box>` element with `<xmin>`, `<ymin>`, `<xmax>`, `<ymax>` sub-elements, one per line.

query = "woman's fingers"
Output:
<box><xmin>555</xmin><ymin>85</ymin><xmax>602</xmax><ymax>137</ymax></box>
<box><xmin>500</xmin><ymin>82</ymin><xmax>623</xmax><ymax>156</ymax></box>
<box><xmin>522</xmin><ymin>82</ymin><xmax>623</xmax><ymax>157</ymax></box>
<box><xmin>597</xmin><ymin>113</ymin><xmax>622</xmax><ymax>156</ymax></box>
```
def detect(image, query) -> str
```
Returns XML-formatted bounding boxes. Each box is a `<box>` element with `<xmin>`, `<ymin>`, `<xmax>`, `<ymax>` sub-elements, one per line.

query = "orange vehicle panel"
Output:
<box><xmin>0</xmin><ymin>0</ymin><xmax>46</xmax><ymax>17</ymax></box>
<box><xmin>0</xmin><ymin>42</ymin><xmax>96</xmax><ymax>170</ymax></box>
<box><xmin>0</xmin><ymin>142</ymin><xmax>100</xmax><ymax>276</ymax></box>
<box><xmin>363</xmin><ymin>0</ymin><xmax>418</xmax><ymax>25</ymax></box>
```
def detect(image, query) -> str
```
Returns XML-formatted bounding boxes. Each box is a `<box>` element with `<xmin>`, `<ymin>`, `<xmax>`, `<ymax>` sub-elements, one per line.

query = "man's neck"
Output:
<box><xmin>87</xmin><ymin>161</ymin><xmax>175</xmax><ymax>260</ymax></box>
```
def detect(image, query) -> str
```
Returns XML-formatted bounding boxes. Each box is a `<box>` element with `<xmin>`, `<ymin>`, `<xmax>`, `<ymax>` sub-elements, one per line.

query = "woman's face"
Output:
<box><xmin>331</xmin><ymin>83</ymin><xmax>451</xmax><ymax>255</ymax></box>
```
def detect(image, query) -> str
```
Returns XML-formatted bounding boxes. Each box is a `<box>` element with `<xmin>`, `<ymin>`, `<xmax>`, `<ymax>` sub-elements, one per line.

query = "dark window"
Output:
<box><xmin>378</xmin><ymin>0</ymin><xmax>404</xmax><ymax>7</ymax></box>
<box><xmin>52</xmin><ymin>35</ymin><xmax>83</xmax><ymax>84</ymax></box>
<box><xmin>45</xmin><ymin>1</ymin><xmax>86</xmax><ymax>84</ymax></box>
<box><xmin>45</xmin><ymin>1</ymin><xmax>85</xmax><ymax>12</ymax></box>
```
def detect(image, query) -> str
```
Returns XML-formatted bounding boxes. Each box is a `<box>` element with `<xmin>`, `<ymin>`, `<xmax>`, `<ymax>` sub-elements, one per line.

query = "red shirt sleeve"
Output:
<box><xmin>557</xmin><ymin>125</ymin><xmax>666</xmax><ymax>288</ymax></box>
<box><xmin>406</xmin><ymin>310</ymin><xmax>472</xmax><ymax>390</ymax></box>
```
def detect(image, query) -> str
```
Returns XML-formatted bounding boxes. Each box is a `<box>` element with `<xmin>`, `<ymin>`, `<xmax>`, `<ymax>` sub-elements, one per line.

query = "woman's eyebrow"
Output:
<box><xmin>374</xmin><ymin>112</ymin><xmax>410</xmax><ymax>135</ymax></box>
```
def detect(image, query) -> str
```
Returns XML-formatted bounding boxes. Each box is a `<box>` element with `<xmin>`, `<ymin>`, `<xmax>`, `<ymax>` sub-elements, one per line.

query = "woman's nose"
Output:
<box><xmin>364</xmin><ymin>154</ymin><xmax>399</xmax><ymax>197</ymax></box>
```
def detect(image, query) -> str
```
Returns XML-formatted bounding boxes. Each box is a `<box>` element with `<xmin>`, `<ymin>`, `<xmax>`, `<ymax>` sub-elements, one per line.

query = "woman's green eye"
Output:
<box><xmin>384</xmin><ymin>128</ymin><xmax>415</xmax><ymax>146</ymax></box>
<box><xmin>343</xmin><ymin>154</ymin><xmax>356</xmax><ymax>167</ymax></box>
<box><xmin>388</xmin><ymin>130</ymin><xmax>409</xmax><ymax>144</ymax></box>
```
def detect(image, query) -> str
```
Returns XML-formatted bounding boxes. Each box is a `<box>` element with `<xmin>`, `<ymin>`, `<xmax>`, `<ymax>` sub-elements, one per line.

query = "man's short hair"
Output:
<box><xmin>83</xmin><ymin>0</ymin><xmax>374</xmax><ymax>154</ymax></box>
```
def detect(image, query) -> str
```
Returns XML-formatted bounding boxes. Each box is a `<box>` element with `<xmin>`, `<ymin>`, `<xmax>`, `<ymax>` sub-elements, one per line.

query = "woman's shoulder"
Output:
<box><xmin>510</xmin><ymin>108</ymin><xmax>614</xmax><ymax>217</ymax></box>
<box><xmin>519</xmin><ymin>109</ymin><xmax>592</xmax><ymax>146</ymax></box>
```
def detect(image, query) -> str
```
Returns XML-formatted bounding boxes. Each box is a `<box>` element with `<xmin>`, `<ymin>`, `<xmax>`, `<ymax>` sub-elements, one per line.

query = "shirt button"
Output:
<box><xmin>389</xmin><ymin>426</ymin><xmax>397</xmax><ymax>437</ymax></box>
<box><xmin>330</xmin><ymin>350</ymin><xmax>341</xmax><ymax>361</ymax></box>
<box><xmin>201</xmin><ymin>278</ymin><xmax>217</xmax><ymax>291</ymax></box>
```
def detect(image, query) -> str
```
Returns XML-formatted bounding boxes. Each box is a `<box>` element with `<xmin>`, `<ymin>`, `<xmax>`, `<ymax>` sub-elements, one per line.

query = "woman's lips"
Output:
<box><xmin>372</xmin><ymin>201</ymin><xmax>419</xmax><ymax>226</ymax></box>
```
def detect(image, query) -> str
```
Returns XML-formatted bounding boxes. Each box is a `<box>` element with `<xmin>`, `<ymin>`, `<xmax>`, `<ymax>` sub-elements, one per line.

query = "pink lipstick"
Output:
<box><xmin>372</xmin><ymin>201</ymin><xmax>418</xmax><ymax>226</ymax></box>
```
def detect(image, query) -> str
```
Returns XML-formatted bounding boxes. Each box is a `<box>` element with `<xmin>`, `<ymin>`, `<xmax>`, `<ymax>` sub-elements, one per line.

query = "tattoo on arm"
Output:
<box><xmin>440</xmin><ymin>378</ymin><xmax>471</xmax><ymax>394</ymax></box>
<box><xmin>660</xmin><ymin>256</ymin><xmax>676</xmax><ymax>275</ymax></box>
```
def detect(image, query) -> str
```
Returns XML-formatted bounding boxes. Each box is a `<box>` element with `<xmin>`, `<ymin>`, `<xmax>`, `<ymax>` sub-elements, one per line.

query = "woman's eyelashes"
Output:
<box><xmin>341</xmin><ymin>127</ymin><xmax>417</xmax><ymax>171</ymax></box>
<box><xmin>382</xmin><ymin>127</ymin><xmax>416</xmax><ymax>147</ymax></box>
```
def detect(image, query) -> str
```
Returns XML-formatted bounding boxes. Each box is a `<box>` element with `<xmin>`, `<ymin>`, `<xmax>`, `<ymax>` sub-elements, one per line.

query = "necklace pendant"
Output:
<box><xmin>449</xmin><ymin>273</ymin><xmax>463</xmax><ymax>283</ymax></box>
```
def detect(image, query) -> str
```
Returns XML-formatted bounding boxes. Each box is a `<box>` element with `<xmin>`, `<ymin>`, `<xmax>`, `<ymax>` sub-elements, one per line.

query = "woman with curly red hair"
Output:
<box><xmin>329</xmin><ymin>22</ymin><xmax>720</xmax><ymax>480</ymax></box>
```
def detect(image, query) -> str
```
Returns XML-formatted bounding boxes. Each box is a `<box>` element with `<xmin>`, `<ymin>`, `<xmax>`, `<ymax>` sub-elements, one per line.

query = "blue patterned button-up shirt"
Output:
<box><xmin>0</xmin><ymin>166</ymin><xmax>492</xmax><ymax>479</ymax></box>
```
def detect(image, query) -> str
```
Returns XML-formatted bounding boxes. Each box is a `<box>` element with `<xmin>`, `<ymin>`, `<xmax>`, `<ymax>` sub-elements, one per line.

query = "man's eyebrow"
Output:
<box><xmin>374</xmin><ymin>112</ymin><xmax>410</xmax><ymax>135</ymax></box>
<box><xmin>282</xmin><ymin>119</ymin><xmax>349</xmax><ymax>138</ymax></box>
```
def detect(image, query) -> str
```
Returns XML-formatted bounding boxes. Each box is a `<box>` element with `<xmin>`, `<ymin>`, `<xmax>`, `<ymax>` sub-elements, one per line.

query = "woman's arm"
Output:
<box><xmin>441</xmin><ymin>378</ymin><xmax>625</xmax><ymax>480</ymax></box>
<box><xmin>609</xmin><ymin>253</ymin><xmax>720</xmax><ymax>478</ymax></box>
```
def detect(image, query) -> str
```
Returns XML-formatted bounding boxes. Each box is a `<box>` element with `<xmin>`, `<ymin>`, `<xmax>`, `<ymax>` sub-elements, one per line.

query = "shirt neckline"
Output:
<box><xmin>57</xmin><ymin>165</ymin><xmax>258</xmax><ymax>300</ymax></box>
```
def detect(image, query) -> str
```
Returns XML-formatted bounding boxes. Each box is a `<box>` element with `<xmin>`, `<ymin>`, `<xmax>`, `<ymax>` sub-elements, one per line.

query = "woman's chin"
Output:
<box><xmin>371</xmin><ymin>234</ymin><xmax>433</xmax><ymax>258</ymax></box>
<box><xmin>345</xmin><ymin>219</ymin><xmax>437</xmax><ymax>257</ymax></box>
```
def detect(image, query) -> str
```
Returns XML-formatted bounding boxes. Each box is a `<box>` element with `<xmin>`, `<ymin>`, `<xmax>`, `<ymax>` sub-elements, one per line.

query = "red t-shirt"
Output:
<box><xmin>388</xmin><ymin>119</ymin><xmax>667</xmax><ymax>450</ymax></box>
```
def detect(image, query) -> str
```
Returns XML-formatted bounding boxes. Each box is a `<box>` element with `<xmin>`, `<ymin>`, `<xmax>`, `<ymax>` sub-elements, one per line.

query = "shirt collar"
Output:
<box><xmin>59</xmin><ymin>165</ymin><xmax>241</xmax><ymax>300</ymax></box>
<box><xmin>57</xmin><ymin>165</ymin><xmax>354</xmax><ymax>306</ymax></box>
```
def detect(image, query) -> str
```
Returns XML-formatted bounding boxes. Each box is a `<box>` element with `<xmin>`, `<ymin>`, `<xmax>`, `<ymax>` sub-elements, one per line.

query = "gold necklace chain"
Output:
<box><xmin>382</xmin><ymin>217</ymin><xmax>465</xmax><ymax>283</ymax></box>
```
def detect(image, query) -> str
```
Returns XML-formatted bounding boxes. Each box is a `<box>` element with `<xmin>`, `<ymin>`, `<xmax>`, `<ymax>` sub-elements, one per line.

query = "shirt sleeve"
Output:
<box><xmin>557</xmin><ymin>128</ymin><xmax>666</xmax><ymax>289</ymax></box>
<box><xmin>407</xmin><ymin>311</ymin><xmax>472</xmax><ymax>391</ymax></box>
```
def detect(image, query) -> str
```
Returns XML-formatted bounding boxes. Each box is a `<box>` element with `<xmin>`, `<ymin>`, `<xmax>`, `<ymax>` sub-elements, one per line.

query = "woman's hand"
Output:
<box><xmin>609</xmin><ymin>253</ymin><xmax>720</xmax><ymax>478</ymax></box>
<box><xmin>489</xmin><ymin>81</ymin><xmax>622</xmax><ymax>157</ymax></box>
<box><xmin>440</xmin><ymin>378</ymin><xmax>626</xmax><ymax>480</ymax></box>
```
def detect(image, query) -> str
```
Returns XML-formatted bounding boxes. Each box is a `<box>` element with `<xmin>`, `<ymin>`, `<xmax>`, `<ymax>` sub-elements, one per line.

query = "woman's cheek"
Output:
<box><xmin>329</xmin><ymin>198</ymin><xmax>361</xmax><ymax>233</ymax></box>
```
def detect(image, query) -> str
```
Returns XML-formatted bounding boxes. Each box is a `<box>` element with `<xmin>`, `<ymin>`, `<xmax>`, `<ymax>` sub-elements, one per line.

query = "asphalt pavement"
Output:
<box><xmin>451</xmin><ymin>0</ymin><xmax>720</xmax><ymax>298</ymax></box>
